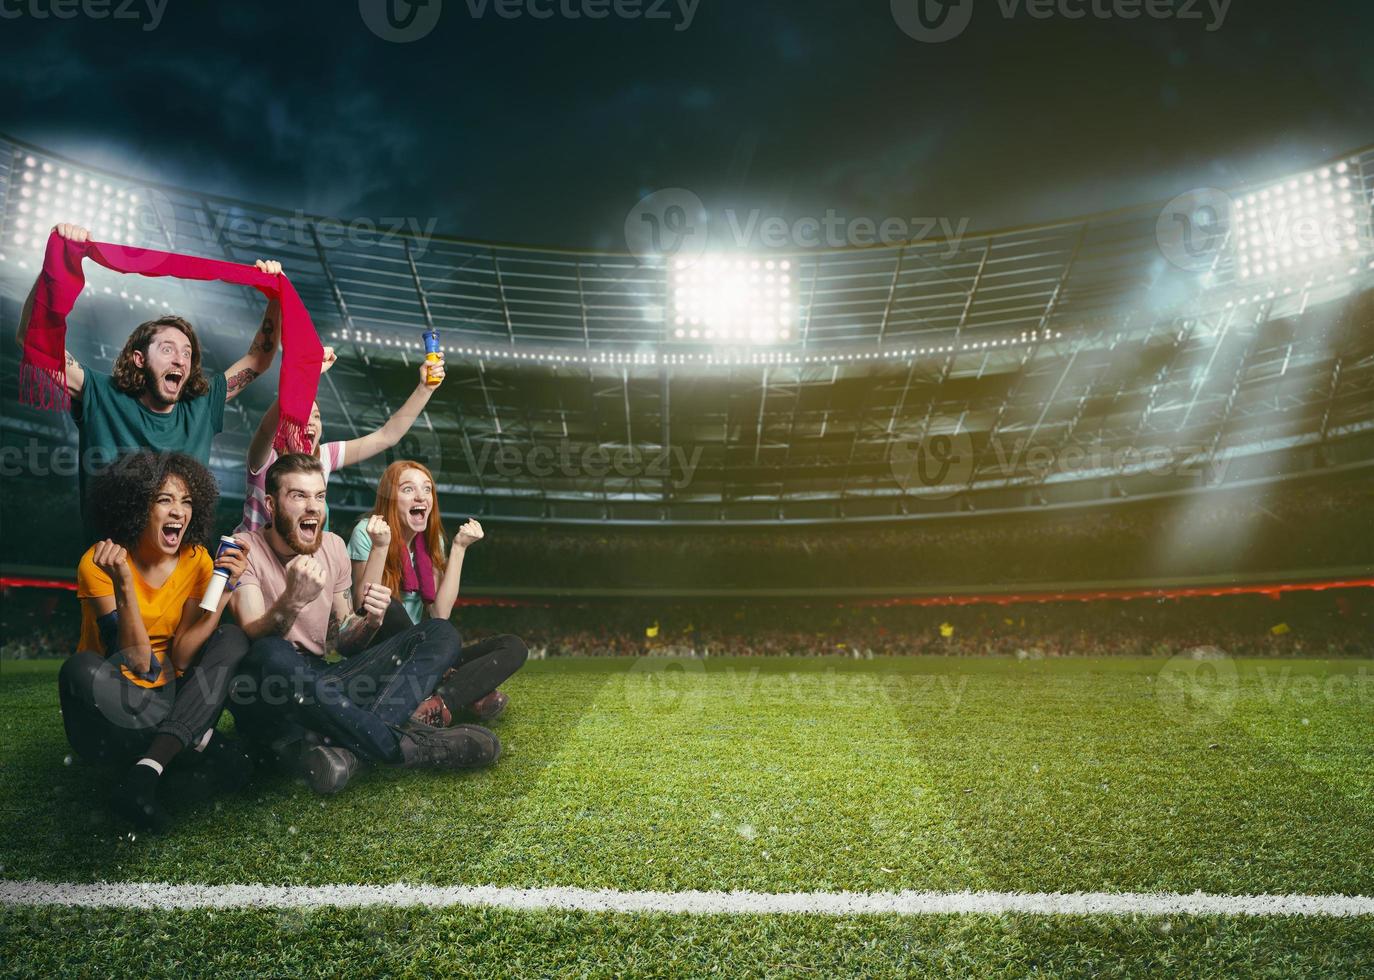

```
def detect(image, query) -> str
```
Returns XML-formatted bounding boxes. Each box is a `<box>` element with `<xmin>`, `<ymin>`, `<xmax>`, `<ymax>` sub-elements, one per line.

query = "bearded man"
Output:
<box><xmin>228</xmin><ymin>453</ymin><xmax>502</xmax><ymax>796</ymax></box>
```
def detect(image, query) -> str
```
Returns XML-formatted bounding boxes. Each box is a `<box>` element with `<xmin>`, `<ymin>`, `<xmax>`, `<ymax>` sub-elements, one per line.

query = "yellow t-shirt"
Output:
<box><xmin>76</xmin><ymin>544</ymin><xmax>214</xmax><ymax>689</ymax></box>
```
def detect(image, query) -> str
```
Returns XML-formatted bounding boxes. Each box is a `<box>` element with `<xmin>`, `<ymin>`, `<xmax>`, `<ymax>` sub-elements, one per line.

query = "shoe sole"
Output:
<box><xmin>304</xmin><ymin>747</ymin><xmax>357</xmax><ymax>796</ymax></box>
<box><xmin>438</xmin><ymin>648</ymin><xmax>525</xmax><ymax>714</ymax></box>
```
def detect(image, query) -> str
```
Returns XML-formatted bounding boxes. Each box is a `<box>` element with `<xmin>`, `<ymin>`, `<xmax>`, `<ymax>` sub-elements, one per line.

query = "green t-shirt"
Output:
<box><xmin>74</xmin><ymin>368</ymin><xmax>228</xmax><ymax>528</ymax></box>
<box><xmin>347</xmin><ymin>517</ymin><xmax>446</xmax><ymax>625</ymax></box>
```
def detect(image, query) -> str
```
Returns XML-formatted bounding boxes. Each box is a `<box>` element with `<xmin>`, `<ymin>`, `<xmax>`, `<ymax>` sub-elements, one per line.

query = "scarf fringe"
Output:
<box><xmin>18</xmin><ymin>358</ymin><xmax>70</xmax><ymax>412</ymax></box>
<box><xmin>272</xmin><ymin>415</ymin><xmax>311</xmax><ymax>455</ymax></box>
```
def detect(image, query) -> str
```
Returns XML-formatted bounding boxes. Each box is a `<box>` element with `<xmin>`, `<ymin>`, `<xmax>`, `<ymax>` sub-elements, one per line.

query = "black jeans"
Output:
<box><xmin>229</xmin><ymin>618</ymin><xmax>463</xmax><ymax>765</ymax></box>
<box><xmin>58</xmin><ymin>625</ymin><xmax>251</xmax><ymax>766</ymax></box>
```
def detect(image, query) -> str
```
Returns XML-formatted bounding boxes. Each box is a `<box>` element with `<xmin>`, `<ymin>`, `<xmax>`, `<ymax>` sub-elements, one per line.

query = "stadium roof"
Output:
<box><xmin>2</xmin><ymin>133</ymin><xmax>1373</xmax><ymax>524</ymax></box>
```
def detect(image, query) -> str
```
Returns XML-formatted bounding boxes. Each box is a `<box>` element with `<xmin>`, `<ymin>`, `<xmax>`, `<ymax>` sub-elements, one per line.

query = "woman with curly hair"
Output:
<box><xmin>59</xmin><ymin>450</ymin><xmax>254</xmax><ymax>831</ymax></box>
<box><xmin>349</xmin><ymin>460</ymin><xmax>527</xmax><ymax>728</ymax></box>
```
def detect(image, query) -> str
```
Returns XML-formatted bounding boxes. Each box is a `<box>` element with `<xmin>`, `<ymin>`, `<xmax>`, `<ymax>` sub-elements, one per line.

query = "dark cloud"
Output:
<box><xmin>0</xmin><ymin>0</ymin><xmax>1370</xmax><ymax>249</ymax></box>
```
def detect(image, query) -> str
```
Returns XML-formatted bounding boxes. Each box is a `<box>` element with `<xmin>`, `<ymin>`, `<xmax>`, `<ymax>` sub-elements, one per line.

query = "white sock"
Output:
<box><xmin>135</xmin><ymin>758</ymin><xmax>164</xmax><ymax>777</ymax></box>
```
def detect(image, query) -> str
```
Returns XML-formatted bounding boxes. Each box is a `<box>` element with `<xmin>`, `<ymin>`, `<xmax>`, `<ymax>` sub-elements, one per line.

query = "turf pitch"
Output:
<box><xmin>1</xmin><ymin>654</ymin><xmax>1372</xmax><ymax>976</ymax></box>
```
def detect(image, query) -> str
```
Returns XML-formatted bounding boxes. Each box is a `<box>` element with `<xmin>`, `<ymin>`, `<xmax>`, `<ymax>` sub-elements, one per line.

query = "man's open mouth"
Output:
<box><xmin>162</xmin><ymin>371</ymin><xmax>184</xmax><ymax>393</ymax></box>
<box><xmin>298</xmin><ymin>518</ymin><xmax>320</xmax><ymax>541</ymax></box>
<box><xmin>160</xmin><ymin>522</ymin><xmax>183</xmax><ymax>548</ymax></box>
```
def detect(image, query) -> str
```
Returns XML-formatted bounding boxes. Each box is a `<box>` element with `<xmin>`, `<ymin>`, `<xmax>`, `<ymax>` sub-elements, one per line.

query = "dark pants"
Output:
<box><xmin>229</xmin><ymin>618</ymin><xmax>462</xmax><ymax>765</ymax></box>
<box><xmin>58</xmin><ymin>625</ymin><xmax>251</xmax><ymax>766</ymax></box>
<box><xmin>442</xmin><ymin>634</ymin><xmax>528</xmax><ymax>708</ymax></box>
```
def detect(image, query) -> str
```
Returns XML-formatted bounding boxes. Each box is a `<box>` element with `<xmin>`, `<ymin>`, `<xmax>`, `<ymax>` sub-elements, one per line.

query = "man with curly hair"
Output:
<box><xmin>14</xmin><ymin>223</ymin><xmax>333</xmax><ymax>531</ymax></box>
<box><xmin>59</xmin><ymin>450</ymin><xmax>255</xmax><ymax>831</ymax></box>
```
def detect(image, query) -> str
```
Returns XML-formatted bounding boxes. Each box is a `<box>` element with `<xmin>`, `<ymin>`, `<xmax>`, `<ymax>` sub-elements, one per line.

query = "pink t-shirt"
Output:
<box><xmin>236</xmin><ymin>529</ymin><xmax>351</xmax><ymax>657</ymax></box>
<box><xmin>237</xmin><ymin>442</ymin><xmax>346</xmax><ymax>534</ymax></box>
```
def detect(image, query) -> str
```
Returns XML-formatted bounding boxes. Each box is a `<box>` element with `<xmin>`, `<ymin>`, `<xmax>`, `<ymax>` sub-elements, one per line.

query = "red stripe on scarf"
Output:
<box><xmin>20</xmin><ymin>232</ymin><xmax>323</xmax><ymax>452</ymax></box>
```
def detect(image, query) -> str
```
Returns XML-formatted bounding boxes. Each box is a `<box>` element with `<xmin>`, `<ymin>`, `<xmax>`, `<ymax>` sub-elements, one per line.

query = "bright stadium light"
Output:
<box><xmin>5</xmin><ymin>150</ymin><xmax>155</xmax><ymax>250</ymax></box>
<box><xmin>1233</xmin><ymin>158</ymin><xmax>1369</xmax><ymax>282</ymax></box>
<box><xmin>669</xmin><ymin>256</ymin><xmax>795</xmax><ymax>344</ymax></box>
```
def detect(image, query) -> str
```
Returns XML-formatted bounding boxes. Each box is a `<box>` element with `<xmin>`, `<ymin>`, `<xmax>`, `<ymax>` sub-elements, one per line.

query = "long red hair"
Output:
<box><xmin>369</xmin><ymin>460</ymin><xmax>448</xmax><ymax>596</ymax></box>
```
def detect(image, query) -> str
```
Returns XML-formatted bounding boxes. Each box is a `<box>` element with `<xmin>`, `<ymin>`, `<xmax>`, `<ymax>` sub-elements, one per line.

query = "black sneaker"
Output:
<box><xmin>184</xmin><ymin>733</ymin><xmax>254</xmax><ymax>796</ymax></box>
<box><xmin>303</xmin><ymin>744</ymin><xmax>359</xmax><ymax>796</ymax></box>
<box><xmin>398</xmin><ymin>722</ymin><xmax>501</xmax><ymax>771</ymax></box>
<box><xmin>111</xmin><ymin>763</ymin><xmax>169</xmax><ymax>833</ymax></box>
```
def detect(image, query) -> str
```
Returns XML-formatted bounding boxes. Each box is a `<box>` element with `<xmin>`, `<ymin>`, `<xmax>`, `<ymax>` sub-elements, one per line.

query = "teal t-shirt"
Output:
<box><xmin>347</xmin><ymin>517</ymin><xmax>445</xmax><ymax>625</ymax></box>
<box><xmin>74</xmin><ymin>368</ymin><xmax>227</xmax><ymax>527</ymax></box>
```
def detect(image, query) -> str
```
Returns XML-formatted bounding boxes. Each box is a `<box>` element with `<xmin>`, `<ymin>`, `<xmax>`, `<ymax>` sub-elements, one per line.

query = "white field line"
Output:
<box><xmin>1</xmin><ymin>881</ymin><xmax>1372</xmax><ymax>917</ymax></box>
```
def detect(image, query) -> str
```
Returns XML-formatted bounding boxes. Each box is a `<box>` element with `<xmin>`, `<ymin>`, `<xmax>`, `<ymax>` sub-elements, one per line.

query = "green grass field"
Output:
<box><xmin>2</xmin><ymin>654</ymin><xmax>1373</xmax><ymax>977</ymax></box>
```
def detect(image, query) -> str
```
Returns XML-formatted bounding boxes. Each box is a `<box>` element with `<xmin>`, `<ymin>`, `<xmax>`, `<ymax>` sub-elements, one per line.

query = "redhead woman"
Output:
<box><xmin>349</xmin><ymin>460</ymin><xmax>526</xmax><ymax>727</ymax></box>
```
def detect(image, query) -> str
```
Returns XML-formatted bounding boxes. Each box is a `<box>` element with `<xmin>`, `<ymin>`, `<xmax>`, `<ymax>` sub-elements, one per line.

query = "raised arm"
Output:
<box><xmin>89</xmin><ymin>541</ymin><xmax>153</xmax><ymax>676</ymax></box>
<box><xmin>350</xmin><ymin>516</ymin><xmax>392</xmax><ymax>606</ymax></box>
<box><xmin>231</xmin><ymin>553</ymin><xmax>327</xmax><ymax>641</ymax></box>
<box><xmin>222</xmin><ymin>260</ymin><xmax>283</xmax><ymax>402</ymax></box>
<box><xmin>338</xmin><ymin>359</ymin><xmax>444</xmax><ymax>466</ymax></box>
<box><xmin>326</xmin><ymin>582</ymin><xmax>390</xmax><ymax>657</ymax></box>
<box><xmin>429</xmin><ymin>519</ymin><xmax>483</xmax><ymax>621</ymax></box>
<box><xmin>170</xmin><ymin>538</ymin><xmax>250</xmax><ymax>670</ymax></box>
<box><xmin>244</xmin><ymin>350</ymin><xmax>337</xmax><ymax>472</ymax></box>
<box><xmin>17</xmin><ymin>224</ymin><xmax>88</xmax><ymax>397</ymax></box>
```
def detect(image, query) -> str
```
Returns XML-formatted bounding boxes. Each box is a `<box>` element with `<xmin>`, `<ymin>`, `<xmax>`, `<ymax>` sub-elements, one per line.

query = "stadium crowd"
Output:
<box><xmin>8</xmin><ymin>588</ymin><xmax>1370</xmax><ymax>661</ymax></box>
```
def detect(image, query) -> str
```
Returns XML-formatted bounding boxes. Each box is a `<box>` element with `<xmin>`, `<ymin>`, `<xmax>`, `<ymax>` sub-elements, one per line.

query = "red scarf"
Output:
<box><xmin>20</xmin><ymin>231</ymin><xmax>323</xmax><ymax>452</ymax></box>
<box><xmin>400</xmin><ymin>535</ymin><xmax>437</xmax><ymax>604</ymax></box>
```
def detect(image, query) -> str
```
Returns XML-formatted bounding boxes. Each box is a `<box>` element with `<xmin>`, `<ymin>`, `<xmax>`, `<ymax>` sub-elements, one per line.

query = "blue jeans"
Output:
<box><xmin>229</xmin><ymin>618</ymin><xmax>462</xmax><ymax>764</ymax></box>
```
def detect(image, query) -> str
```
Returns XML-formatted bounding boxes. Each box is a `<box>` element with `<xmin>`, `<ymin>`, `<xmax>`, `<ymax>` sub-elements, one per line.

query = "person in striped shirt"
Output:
<box><xmin>235</xmin><ymin>355</ymin><xmax>445</xmax><ymax>534</ymax></box>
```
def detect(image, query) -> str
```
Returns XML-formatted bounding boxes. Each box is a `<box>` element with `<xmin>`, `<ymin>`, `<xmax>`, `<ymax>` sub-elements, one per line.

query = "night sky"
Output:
<box><xmin>1</xmin><ymin>0</ymin><xmax>1370</xmax><ymax>250</ymax></box>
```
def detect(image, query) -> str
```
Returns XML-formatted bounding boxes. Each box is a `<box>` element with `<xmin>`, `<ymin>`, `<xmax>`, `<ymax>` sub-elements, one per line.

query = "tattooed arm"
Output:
<box><xmin>328</xmin><ymin>583</ymin><xmax>391</xmax><ymax>657</ymax></box>
<box><xmin>221</xmin><ymin>259</ymin><xmax>284</xmax><ymax>403</ymax></box>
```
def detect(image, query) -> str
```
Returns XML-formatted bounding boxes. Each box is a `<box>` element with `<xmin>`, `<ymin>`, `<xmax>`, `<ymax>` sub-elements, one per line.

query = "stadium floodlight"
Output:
<box><xmin>668</xmin><ymin>255</ymin><xmax>796</xmax><ymax>344</ymax></box>
<box><xmin>1233</xmin><ymin>159</ymin><xmax>1368</xmax><ymax>283</ymax></box>
<box><xmin>5</xmin><ymin>150</ymin><xmax>154</xmax><ymax>250</ymax></box>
